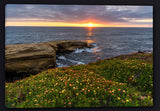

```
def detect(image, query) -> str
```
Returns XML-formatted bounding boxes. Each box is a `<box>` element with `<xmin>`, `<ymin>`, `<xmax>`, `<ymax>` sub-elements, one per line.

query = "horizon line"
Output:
<box><xmin>5</xmin><ymin>26</ymin><xmax>153</xmax><ymax>28</ymax></box>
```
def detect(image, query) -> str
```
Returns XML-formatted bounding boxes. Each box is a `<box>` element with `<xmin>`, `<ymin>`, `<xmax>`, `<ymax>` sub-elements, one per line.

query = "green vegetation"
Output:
<box><xmin>5</xmin><ymin>53</ymin><xmax>153</xmax><ymax>108</ymax></box>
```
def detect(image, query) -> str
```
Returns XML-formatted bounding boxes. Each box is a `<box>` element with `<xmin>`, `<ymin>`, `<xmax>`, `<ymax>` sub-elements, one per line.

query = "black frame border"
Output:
<box><xmin>0</xmin><ymin>0</ymin><xmax>160</xmax><ymax>111</ymax></box>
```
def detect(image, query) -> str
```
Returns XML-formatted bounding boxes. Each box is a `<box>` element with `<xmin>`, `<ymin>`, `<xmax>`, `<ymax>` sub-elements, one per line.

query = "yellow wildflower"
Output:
<box><xmin>117</xmin><ymin>97</ymin><xmax>121</xmax><ymax>100</ymax></box>
<box><xmin>126</xmin><ymin>99</ymin><xmax>129</xmax><ymax>102</ymax></box>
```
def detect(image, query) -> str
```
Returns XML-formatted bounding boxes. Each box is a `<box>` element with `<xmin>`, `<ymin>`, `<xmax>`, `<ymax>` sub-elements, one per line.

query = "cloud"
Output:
<box><xmin>5</xmin><ymin>5</ymin><xmax>153</xmax><ymax>25</ymax></box>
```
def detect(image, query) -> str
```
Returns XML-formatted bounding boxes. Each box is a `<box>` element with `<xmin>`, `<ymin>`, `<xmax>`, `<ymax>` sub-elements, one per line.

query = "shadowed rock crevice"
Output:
<box><xmin>5</xmin><ymin>40</ymin><xmax>93</xmax><ymax>81</ymax></box>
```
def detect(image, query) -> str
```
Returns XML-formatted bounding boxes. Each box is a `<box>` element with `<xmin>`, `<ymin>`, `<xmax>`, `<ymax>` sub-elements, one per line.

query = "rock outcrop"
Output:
<box><xmin>53</xmin><ymin>41</ymin><xmax>91</xmax><ymax>53</ymax></box>
<box><xmin>5</xmin><ymin>42</ymin><xmax>57</xmax><ymax>75</ymax></box>
<box><xmin>5</xmin><ymin>41</ymin><xmax>93</xmax><ymax>75</ymax></box>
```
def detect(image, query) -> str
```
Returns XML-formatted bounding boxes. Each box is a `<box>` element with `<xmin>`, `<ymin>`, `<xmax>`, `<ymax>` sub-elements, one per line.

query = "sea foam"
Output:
<box><xmin>58</xmin><ymin>55</ymin><xmax>67</xmax><ymax>60</ymax></box>
<box><xmin>74</xmin><ymin>43</ymin><xmax>101</xmax><ymax>53</ymax></box>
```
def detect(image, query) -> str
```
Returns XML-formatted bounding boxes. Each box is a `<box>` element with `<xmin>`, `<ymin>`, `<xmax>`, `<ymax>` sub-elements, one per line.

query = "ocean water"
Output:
<box><xmin>5</xmin><ymin>26</ymin><xmax>153</xmax><ymax>67</ymax></box>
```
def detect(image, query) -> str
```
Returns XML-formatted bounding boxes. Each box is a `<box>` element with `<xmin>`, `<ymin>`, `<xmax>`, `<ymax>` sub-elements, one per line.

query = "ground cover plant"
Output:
<box><xmin>5</xmin><ymin>52</ymin><xmax>153</xmax><ymax>108</ymax></box>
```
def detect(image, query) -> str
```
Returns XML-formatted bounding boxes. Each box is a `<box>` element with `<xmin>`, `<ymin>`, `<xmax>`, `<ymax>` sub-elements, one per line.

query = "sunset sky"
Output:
<box><xmin>5</xmin><ymin>5</ymin><xmax>153</xmax><ymax>27</ymax></box>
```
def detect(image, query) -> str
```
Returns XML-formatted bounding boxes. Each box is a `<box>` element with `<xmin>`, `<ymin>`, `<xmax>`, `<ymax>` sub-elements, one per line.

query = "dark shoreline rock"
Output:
<box><xmin>55</xmin><ymin>41</ymin><xmax>89</xmax><ymax>53</ymax></box>
<box><xmin>5</xmin><ymin>41</ymin><xmax>93</xmax><ymax>77</ymax></box>
<box><xmin>138</xmin><ymin>50</ymin><xmax>152</xmax><ymax>53</ymax></box>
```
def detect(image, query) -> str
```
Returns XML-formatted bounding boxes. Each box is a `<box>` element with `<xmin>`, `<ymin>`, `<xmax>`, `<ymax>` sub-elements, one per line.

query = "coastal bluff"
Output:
<box><xmin>5</xmin><ymin>41</ymin><xmax>93</xmax><ymax>76</ymax></box>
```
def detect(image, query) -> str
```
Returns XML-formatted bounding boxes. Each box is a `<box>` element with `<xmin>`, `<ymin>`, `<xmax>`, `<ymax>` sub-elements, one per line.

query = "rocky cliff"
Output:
<box><xmin>5</xmin><ymin>41</ymin><xmax>93</xmax><ymax>76</ymax></box>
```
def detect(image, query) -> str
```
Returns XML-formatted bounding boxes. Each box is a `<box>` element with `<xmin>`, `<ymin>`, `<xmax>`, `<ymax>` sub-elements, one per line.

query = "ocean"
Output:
<box><xmin>5</xmin><ymin>26</ymin><xmax>153</xmax><ymax>67</ymax></box>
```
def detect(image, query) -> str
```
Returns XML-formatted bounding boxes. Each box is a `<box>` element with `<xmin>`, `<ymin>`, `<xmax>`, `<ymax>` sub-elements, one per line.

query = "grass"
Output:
<box><xmin>5</xmin><ymin>52</ymin><xmax>153</xmax><ymax>108</ymax></box>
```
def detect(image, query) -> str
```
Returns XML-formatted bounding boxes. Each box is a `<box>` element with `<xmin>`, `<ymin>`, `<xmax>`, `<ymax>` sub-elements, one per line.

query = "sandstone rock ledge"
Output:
<box><xmin>5</xmin><ymin>41</ymin><xmax>93</xmax><ymax>76</ymax></box>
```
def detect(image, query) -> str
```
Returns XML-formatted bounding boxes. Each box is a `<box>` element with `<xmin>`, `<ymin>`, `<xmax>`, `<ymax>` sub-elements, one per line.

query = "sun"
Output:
<box><xmin>88</xmin><ymin>23</ymin><xmax>93</xmax><ymax>27</ymax></box>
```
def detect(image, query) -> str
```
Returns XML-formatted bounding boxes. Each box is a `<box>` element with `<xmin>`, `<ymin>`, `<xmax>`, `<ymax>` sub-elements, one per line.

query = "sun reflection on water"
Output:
<box><xmin>85</xmin><ymin>27</ymin><xmax>102</xmax><ymax>56</ymax></box>
<box><xmin>87</xmin><ymin>27</ymin><xmax>93</xmax><ymax>36</ymax></box>
<box><xmin>86</xmin><ymin>37</ymin><xmax>94</xmax><ymax>44</ymax></box>
<box><xmin>85</xmin><ymin>27</ymin><xmax>95</xmax><ymax>45</ymax></box>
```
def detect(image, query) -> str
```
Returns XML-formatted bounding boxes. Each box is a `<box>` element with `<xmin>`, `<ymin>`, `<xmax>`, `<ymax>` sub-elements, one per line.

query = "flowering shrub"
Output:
<box><xmin>5</xmin><ymin>53</ymin><xmax>153</xmax><ymax>108</ymax></box>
